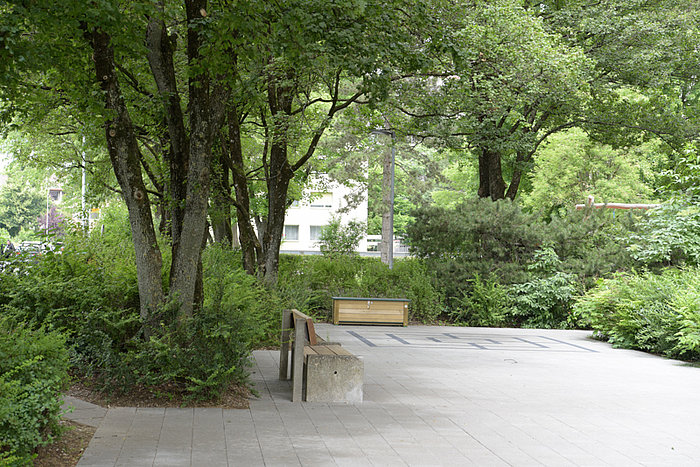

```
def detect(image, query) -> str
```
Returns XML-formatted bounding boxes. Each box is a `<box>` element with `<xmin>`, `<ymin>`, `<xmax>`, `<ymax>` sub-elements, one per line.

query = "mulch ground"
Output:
<box><xmin>33</xmin><ymin>420</ymin><xmax>95</xmax><ymax>467</ymax></box>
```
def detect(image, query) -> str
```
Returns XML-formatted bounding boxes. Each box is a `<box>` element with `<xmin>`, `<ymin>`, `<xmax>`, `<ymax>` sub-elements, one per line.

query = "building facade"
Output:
<box><xmin>280</xmin><ymin>176</ymin><xmax>368</xmax><ymax>253</ymax></box>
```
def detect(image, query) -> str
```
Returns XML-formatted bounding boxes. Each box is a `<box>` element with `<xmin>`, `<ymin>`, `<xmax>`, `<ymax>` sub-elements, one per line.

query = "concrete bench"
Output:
<box><xmin>279</xmin><ymin>309</ymin><xmax>363</xmax><ymax>403</ymax></box>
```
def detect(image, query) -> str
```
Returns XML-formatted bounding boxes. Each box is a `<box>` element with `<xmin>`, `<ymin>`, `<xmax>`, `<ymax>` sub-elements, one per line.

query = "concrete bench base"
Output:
<box><xmin>304</xmin><ymin>345</ymin><xmax>363</xmax><ymax>403</ymax></box>
<box><xmin>280</xmin><ymin>309</ymin><xmax>364</xmax><ymax>403</ymax></box>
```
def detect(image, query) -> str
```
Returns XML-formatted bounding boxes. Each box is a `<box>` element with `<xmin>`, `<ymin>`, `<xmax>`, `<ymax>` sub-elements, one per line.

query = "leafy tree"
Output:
<box><xmin>388</xmin><ymin>0</ymin><xmax>591</xmax><ymax>200</ymax></box>
<box><xmin>386</xmin><ymin>0</ymin><xmax>700</xmax><ymax>201</ymax></box>
<box><xmin>219</xmin><ymin>0</ymin><xmax>429</xmax><ymax>283</ymax></box>
<box><xmin>522</xmin><ymin>128</ymin><xmax>657</xmax><ymax>213</ymax></box>
<box><xmin>0</xmin><ymin>162</ymin><xmax>45</xmax><ymax>237</ymax></box>
<box><xmin>627</xmin><ymin>197</ymin><xmax>700</xmax><ymax>267</ymax></box>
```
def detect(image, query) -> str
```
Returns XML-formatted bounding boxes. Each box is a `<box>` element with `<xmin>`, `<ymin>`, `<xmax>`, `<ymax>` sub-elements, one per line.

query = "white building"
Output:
<box><xmin>280</xmin><ymin>175</ymin><xmax>368</xmax><ymax>253</ymax></box>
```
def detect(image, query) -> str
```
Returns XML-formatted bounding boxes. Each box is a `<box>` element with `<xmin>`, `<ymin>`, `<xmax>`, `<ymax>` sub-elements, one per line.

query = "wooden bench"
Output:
<box><xmin>332</xmin><ymin>297</ymin><xmax>410</xmax><ymax>326</ymax></box>
<box><xmin>279</xmin><ymin>309</ymin><xmax>363</xmax><ymax>402</ymax></box>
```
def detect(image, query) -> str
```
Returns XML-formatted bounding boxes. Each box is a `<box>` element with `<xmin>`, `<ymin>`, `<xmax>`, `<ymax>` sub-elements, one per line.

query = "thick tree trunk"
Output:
<box><xmin>87</xmin><ymin>28</ymin><xmax>164</xmax><ymax>324</ymax></box>
<box><xmin>477</xmin><ymin>148</ymin><xmax>506</xmax><ymax>201</ymax></box>
<box><xmin>169</xmin><ymin>0</ymin><xmax>212</xmax><ymax>317</ymax></box>
<box><xmin>261</xmin><ymin>142</ymin><xmax>293</xmax><ymax>285</ymax></box>
<box><xmin>506</xmin><ymin>150</ymin><xmax>529</xmax><ymax>200</ymax></box>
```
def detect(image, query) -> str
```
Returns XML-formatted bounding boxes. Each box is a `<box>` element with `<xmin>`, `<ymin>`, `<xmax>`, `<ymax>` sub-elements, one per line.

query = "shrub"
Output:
<box><xmin>507</xmin><ymin>247</ymin><xmax>577</xmax><ymax>329</ymax></box>
<box><xmin>0</xmin><ymin>319</ymin><xmax>69</xmax><ymax>465</ymax></box>
<box><xmin>626</xmin><ymin>197</ymin><xmax>700</xmax><ymax>267</ymax></box>
<box><xmin>317</xmin><ymin>216</ymin><xmax>365</xmax><ymax>258</ymax></box>
<box><xmin>547</xmin><ymin>208</ymin><xmax>637</xmax><ymax>286</ymax></box>
<box><xmin>277</xmin><ymin>255</ymin><xmax>443</xmax><ymax>323</ymax></box>
<box><xmin>574</xmin><ymin>268</ymin><xmax>700</xmax><ymax>360</ymax></box>
<box><xmin>0</xmin><ymin>231</ymin><xmax>279</xmax><ymax>402</ymax></box>
<box><xmin>406</xmin><ymin>198</ymin><xmax>548</xmax><ymax>314</ymax></box>
<box><xmin>449</xmin><ymin>273</ymin><xmax>508</xmax><ymax>327</ymax></box>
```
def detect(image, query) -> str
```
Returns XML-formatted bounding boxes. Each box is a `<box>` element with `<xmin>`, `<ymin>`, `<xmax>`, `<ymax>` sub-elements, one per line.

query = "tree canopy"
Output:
<box><xmin>1</xmin><ymin>0</ymin><xmax>699</xmax><ymax>325</ymax></box>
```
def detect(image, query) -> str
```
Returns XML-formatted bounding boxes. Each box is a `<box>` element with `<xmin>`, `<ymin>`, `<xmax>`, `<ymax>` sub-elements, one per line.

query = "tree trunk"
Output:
<box><xmin>477</xmin><ymin>148</ymin><xmax>506</xmax><ymax>201</ymax></box>
<box><xmin>169</xmin><ymin>0</ymin><xmax>212</xmax><ymax>317</ymax></box>
<box><xmin>506</xmin><ymin>150</ymin><xmax>529</xmax><ymax>200</ymax></box>
<box><xmin>261</xmin><ymin>142</ymin><xmax>293</xmax><ymax>286</ymax></box>
<box><xmin>210</xmin><ymin>151</ymin><xmax>233</xmax><ymax>246</ymax></box>
<box><xmin>380</xmin><ymin>144</ymin><xmax>394</xmax><ymax>267</ymax></box>
<box><xmin>257</xmin><ymin>70</ymin><xmax>295</xmax><ymax>286</ymax></box>
<box><xmin>87</xmin><ymin>27</ymin><xmax>164</xmax><ymax>325</ymax></box>
<box><xmin>145</xmin><ymin>12</ymin><xmax>189</xmax><ymax>248</ymax></box>
<box><xmin>227</xmin><ymin>108</ymin><xmax>261</xmax><ymax>274</ymax></box>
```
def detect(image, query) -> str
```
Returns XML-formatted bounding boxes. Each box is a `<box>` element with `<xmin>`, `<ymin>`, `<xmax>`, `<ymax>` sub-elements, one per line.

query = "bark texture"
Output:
<box><xmin>87</xmin><ymin>27</ymin><xmax>164</xmax><ymax>323</ymax></box>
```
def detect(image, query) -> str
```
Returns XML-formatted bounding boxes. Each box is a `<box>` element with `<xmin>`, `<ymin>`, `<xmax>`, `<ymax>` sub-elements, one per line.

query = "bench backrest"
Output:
<box><xmin>291</xmin><ymin>309</ymin><xmax>317</xmax><ymax>346</ymax></box>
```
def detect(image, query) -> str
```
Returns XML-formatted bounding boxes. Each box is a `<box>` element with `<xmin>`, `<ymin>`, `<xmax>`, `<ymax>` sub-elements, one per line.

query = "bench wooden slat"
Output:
<box><xmin>292</xmin><ymin>309</ymin><xmax>318</xmax><ymax>345</ymax></box>
<box><xmin>312</xmin><ymin>345</ymin><xmax>335</xmax><ymax>356</ymax></box>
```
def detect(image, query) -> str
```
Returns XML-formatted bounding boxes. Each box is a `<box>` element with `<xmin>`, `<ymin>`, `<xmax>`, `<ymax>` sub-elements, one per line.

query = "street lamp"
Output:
<box><xmin>371</xmin><ymin>128</ymin><xmax>395</xmax><ymax>269</ymax></box>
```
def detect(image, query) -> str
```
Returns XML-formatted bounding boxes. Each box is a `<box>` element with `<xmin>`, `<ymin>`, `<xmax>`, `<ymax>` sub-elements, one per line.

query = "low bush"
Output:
<box><xmin>0</xmin><ymin>319</ymin><xmax>69</xmax><ymax>465</ymax></box>
<box><xmin>573</xmin><ymin>268</ymin><xmax>700</xmax><ymax>360</ymax></box>
<box><xmin>506</xmin><ymin>247</ymin><xmax>577</xmax><ymax>329</ymax></box>
<box><xmin>277</xmin><ymin>255</ymin><xmax>443</xmax><ymax>323</ymax></box>
<box><xmin>0</xmin><ymin>233</ymin><xmax>278</xmax><ymax>401</ymax></box>
<box><xmin>405</xmin><ymin>199</ymin><xmax>635</xmax><ymax>321</ymax></box>
<box><xmin>449</xmin><ymin>273</ymin><xmax>508</xmax><ymax>327</ymax></box>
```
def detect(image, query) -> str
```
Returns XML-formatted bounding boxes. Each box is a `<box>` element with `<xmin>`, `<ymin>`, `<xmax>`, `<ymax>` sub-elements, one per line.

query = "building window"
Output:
<box><xmin>284</xmin><ymin>225</ymin><xmax>299</xmax><ymax>241</ymax></box>
<box><xmin>310</xmin><ymin>225</ymin><xmax>324</xmax><ymax>241</ymax></box>
<box><xmin>310</xmin><ymin>192</ymin><xmax>332</xmax><ymax>208</ymax></box>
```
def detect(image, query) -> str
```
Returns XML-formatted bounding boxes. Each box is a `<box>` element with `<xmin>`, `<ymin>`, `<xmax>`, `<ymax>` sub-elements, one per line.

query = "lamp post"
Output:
<box><xmin>371</xmin><ymin>128</ymin><xmax>395</xmax><ymax>269</ymax></box>
<box><xmin>45</xmin><ymin>185</ymin><xmax>49</xmax><ymax>237</ymax></box>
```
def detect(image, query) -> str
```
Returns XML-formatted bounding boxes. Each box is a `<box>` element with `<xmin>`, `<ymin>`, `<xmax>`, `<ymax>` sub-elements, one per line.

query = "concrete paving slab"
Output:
<box><xmin>74</xmin><ymin>325</ymin><xmax>700</xmax><ymax>466</ymax></box>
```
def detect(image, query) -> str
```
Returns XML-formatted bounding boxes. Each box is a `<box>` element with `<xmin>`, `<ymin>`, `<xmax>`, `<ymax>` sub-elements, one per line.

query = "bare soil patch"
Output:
<box><xmin>33</xmin><ymin>420</ymin><xmax>95</xmax><ymax>467</ymax></box>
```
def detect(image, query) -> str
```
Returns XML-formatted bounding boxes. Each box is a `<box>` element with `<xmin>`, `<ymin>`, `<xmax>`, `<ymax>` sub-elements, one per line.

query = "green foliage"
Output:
<box><xmin>0</xmin><ymin>319</ymin><xmax>69</xmax><ymax>465</ymax></box>
<box><xmin>405</xmin><ymin>198</ymin><xmax>636</xmax><ymax>326</ymax></box>
<box><xmin>277</xmin><ymin>255</ymin><xmax>442</xmax><ymax>323</ymax></box>
<box><xmin>507</xmin><ymin>248</ymin><xmax>576</xmax><ymax>328</ymax></box>
<box><xmin>626</xmin><ymin>197</ymin><xmax>700</xmax><ymax>267</ymax></box>
<box><xmin>317</xmin><ymin>216</ymin><xmax>365</xmax><ymax>259</ymax></box>
<box><xmin>450</xmin><ymin>274</ymin><xmax>508</xmax><ymax>327</ymax></box>
<box><xmin>202</xmin><ymin>244</ymin><xmax>280</xmax><ymax>350</ymax></box>
<box><xmin>547</xmin><ymin>208</ymin><xmax>638</xmax><ymax>286</ymax></box>
<box><xmin>0</xmin><ymin>162</ymin><xmax>46</xmax><ymax>238</ymax></box>
<box><xmin>406</xmin><ymin>198</ymin><xmax>549</xmax><ymax>307</ymax></box>
<box><xmin>523</xmin><ymin>129</ymin><xmax>656</xmax><ymax>214</ymax></box>
<box><xmin>0</xmin><ymin>223</ymin><xmax>279</xmax><ymax>401</ymax></box>
<box><xmin>574</xmin><ymin>268</ymin><xmax>700</xmax><ymax>360</ymax></box>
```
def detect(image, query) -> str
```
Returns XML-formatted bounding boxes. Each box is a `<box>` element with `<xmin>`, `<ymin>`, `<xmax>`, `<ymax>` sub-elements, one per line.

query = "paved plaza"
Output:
<box><xmin>65</xmin><ymin>325</ymin><xmax>700</xmax><ymax>466</ymax></box>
